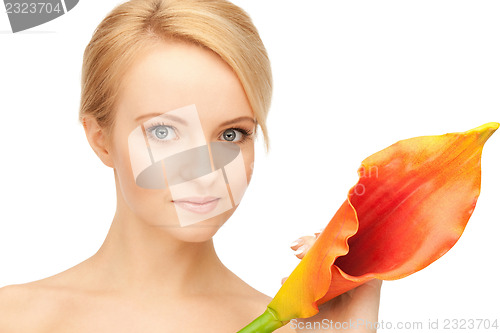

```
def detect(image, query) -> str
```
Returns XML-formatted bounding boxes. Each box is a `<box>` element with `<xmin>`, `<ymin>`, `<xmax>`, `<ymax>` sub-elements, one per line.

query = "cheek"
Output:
<box><xmin>242</xmin><ymin>144</ymin><xmax>255</xmax><ymax>184</ymax></box>
<box><xmin>114</xmin><ymin>140</ymin><xmax>147</xmax><ymax>198</ymax></box>
<box><xmin>111</xmin><ymin>132</ymin><xmax>175</xmax><ymax>222</ymax></box>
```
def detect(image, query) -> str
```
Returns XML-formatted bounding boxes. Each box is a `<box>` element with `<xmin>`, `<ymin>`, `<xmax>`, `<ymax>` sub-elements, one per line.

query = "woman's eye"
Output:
<box><xmin>221</xmin><ymin>129</ymin><xmax>243</xmax><ymax>142</ymax></box>
<box><xmin>148</xmin><ymin>125</ymin><xmax>177</xmax><ymax>142</ymax></box>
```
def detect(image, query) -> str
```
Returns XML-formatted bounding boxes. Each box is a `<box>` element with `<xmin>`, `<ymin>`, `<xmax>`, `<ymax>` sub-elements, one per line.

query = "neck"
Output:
<box><xmin>89</xmin><ymin>178</ymin><xmax>228</xmax><ymax>296</ymax></box>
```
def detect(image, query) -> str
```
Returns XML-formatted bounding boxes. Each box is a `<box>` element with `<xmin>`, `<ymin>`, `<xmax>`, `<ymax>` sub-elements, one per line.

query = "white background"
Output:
<box><xmin>1</xmin><ymin>1</ymin><xmax>499</xmax><ymax>331</ymax></box>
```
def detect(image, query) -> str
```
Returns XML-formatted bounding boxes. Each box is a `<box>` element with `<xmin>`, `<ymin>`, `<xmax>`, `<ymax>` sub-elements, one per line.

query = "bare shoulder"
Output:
<box><xmin>0</xmin><ymin>265</ymin><xmax>88</xmax><ymax>333</ymax></box>
<box><xmin>224</xmin><ymin>271</ymin><xmax>272</xmax><ymax>311</ymax></box>
<box><xmin>232</xmin><ymin>286</ymin><xmax>295</xmax><ymax>332</ymax></box>
<box><xmin>276</xmin><ymin>322</ymin><xmax>296</xmax><ymax>332</ymax></box>
<box><xmin>0</xmin><ymin>281</ymin><xmax>62</xmax><ymax>332</ymax></box>
<box><xmin>224</xmin><ymin>275</ymin><xmax>295</xmax><ymax>332</ymax></box>
<box><xmin>233</xmin><ymin>289</ymin><xmax>295</xmax><ymax>333</ymax></box>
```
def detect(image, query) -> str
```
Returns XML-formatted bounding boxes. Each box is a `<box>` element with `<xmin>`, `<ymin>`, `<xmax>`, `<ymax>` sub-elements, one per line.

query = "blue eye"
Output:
<box><xmin>220</xmin><ymin>128</ymin><xmax>252</xmax><ymax>143</ymax></box>
<box><xmin>146</xmin><ymin>124</ymin><xmax>178</xmax><ymax>143</ymax></box>
<box><xmin>222</xmin><ymin>129</ymin><xmax>239</xmax><ymax>141</ymax></box>
<box><xmin>155</xmin><ymin>126</ymin><xmax>169</xmax><ymax>139</ymax></box>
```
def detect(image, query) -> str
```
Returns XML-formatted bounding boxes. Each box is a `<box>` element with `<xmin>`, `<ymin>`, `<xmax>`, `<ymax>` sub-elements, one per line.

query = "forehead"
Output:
<box><xmin>115</xmin><ymin>40</ymin><xmax>253</xmax><ymax>124</ymax></box>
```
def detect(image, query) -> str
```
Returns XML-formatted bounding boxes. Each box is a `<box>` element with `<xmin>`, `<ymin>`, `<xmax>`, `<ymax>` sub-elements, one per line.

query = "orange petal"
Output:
<box><xmin>268</xmin><ymin>199</ymin><xmax>359</xmax><ymax>319</ymax></box>
<box><xmin>270</xmin><ymin>122</ymin><xmax>498</xmax><ymax>321</ymax></box>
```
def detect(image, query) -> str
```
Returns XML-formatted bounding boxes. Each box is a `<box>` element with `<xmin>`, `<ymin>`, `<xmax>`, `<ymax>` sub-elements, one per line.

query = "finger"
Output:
<box><xmin>313</xmin><ymin>228</ymin><xmax>324</xmax><ymax>238</ymax></box>
<box><xmin>290</xmin><ymin>237</ymin><xmax>305</xmax><ymax>251</ymax></box>
<box><xmin>347</xmin><ymin>279</ymin><xmax>383</xmax><ymax>321</ymax></box>
<box><xmin>292</xmin><ymin>235</ymin><xmax>316</xmax><ymax>259</ymax></box>
<box><xmin>362</xmin><ymin>279</ymin><xmax>383</xmax><ymax>292</ymax></box>
<box><xmin>281</xmin><ymin>276</ymin><xmax>288</xmax><ymax>285</ymax></box>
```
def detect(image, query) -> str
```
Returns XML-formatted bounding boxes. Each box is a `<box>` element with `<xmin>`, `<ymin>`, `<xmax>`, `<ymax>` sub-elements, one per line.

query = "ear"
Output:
<box><xmin>82</xmin><ymin>116</ymin><xmax>114</xmax><ymax>168</ymax></box>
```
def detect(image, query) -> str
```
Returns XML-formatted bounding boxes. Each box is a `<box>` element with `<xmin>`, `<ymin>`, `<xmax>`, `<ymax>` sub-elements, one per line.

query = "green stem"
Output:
<box><xmin>237</xmin><ymin>308</ymin><xmax>287</xmax><ymax>333</ymax></box>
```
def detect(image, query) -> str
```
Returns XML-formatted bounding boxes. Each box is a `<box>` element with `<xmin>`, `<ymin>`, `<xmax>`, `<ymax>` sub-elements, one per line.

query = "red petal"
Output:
<box><xmin>320</xmin><ymin>123</ymin><xmax>498</xmax><ymax>303</ymax></box>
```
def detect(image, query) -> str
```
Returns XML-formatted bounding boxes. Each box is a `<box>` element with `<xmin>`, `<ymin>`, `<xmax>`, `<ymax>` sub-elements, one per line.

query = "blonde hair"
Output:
<box><xmin>79</xmin><ymin>0</ymin><xmax>273</xmax><ymax>151</ymax></box>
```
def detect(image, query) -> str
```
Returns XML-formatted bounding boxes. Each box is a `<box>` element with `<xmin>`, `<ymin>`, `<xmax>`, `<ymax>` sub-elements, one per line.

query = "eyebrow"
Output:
<box><xmin>219</xmin><ymin>116</ymin><xmax>257</xmax><ymax>127</ymax></box>
<box><xmin>135</xmin><ymin>113</ymin><xmax>256</xmax><ymax>127</ymax></box>
<box><xmin>135</xmin><ymin>113</ymin><xmax>188</xmax><ymax>126</ymax></box>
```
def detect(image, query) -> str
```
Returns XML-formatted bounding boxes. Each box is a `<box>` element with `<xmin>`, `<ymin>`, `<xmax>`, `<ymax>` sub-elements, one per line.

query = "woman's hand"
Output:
<box><xmin>283</xmin><ymin>232</ymin><xmax>382</xmax><ymax>332</ymax></box>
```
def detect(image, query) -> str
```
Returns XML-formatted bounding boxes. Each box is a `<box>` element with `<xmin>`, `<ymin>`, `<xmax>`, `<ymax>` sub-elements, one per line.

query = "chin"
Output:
<box><xmin>163</xmin><ymin>207</ymin><xmax>237</xmax><ymax>243</ymax></box>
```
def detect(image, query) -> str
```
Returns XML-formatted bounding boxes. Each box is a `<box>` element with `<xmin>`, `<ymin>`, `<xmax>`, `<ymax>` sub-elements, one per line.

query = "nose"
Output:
<box><xmin>164</xmin><ymin>145</ymin><xmax>213</xmax><ymax>185</ymax></box>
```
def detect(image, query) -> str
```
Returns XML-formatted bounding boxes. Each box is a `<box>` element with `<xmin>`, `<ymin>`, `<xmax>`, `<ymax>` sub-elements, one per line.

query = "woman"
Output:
<box><xmin>0</xmin><ymin>0</ymin><xmax>381</xmax><ymax>331</ymax></box>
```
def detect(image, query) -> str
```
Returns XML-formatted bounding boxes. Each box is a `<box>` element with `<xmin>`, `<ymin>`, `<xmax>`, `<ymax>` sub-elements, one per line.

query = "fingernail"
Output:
<box><xmin>314</xmin><ymin>228</ymin><xmax>324</xmax><ymax>238</ymax></box>
<box><xmin>294</xmin><ymin>245</ymin><xmax>306</xmax><ymax>255</ymax></box>
<box><xmin>290</xmin><ymin>238</ymin><xmax>303</xmax><ymax>247</ymax></box>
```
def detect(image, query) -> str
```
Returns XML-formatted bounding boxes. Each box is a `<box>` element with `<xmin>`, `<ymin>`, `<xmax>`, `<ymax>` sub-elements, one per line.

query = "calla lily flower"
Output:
<box><xmin>238</xmin><ymin>122</ymin><xmax>499</xmax><ymax>333</ymax></box>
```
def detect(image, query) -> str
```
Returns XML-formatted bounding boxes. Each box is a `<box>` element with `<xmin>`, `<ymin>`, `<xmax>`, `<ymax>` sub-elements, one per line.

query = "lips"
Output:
<box><xmin>173</xmin><ymin>197</ymin><xmax>220</xmax><ymax>214</ymax></box>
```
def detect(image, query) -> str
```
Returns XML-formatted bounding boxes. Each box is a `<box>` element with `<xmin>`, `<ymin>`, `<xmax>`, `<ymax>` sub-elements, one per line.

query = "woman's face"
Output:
<box><xmin>108</xmin><ymin>40</ymin><xmax>256</xmax><ymax>242</ymax></box>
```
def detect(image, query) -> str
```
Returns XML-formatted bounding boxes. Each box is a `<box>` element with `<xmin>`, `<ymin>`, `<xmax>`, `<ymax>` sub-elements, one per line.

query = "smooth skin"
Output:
<box><xmin>0</xmin><ymin>40</ymin><xmax>381</xmax><ymax>332</ymax></box>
